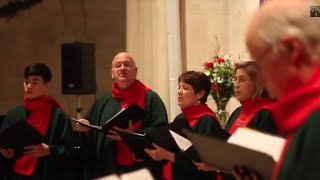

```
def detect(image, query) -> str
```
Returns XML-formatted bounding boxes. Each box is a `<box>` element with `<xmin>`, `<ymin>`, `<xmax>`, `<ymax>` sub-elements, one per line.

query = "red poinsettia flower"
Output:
<box><xmin>217</xmin><ymin>58</ymin><xmax>225</xmax><ymax>63</ymax></box>
<box><xmin>205</xmin><ymin>62</ymin><xmax>214</xmax><ymax>70</ymax></box>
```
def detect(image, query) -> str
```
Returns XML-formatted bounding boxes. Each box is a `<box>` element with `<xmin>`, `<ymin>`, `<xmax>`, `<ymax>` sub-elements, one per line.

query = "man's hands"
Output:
<box><xmin>0</xmin><ymin>148</ymin><xmax>15</xmax><ymax>158</ymax></box>
<box><xmin>0</xmin><ymin>143</ymin><xmax>50</xmax><ymax>159</ymax></box>
<box><xmin>75</xmin><ymin>119</ymin><xmax>92</xmax><ymax>133</ymax></box>
<box><xmin>23</xmin><ymin>143</ymin><xmax>50</xmax><ymax>157</ymax></box>
<box><xmin>107</xmin><ymin>120</ymin><xmax>134</xmax><ymax>140</ymax></box>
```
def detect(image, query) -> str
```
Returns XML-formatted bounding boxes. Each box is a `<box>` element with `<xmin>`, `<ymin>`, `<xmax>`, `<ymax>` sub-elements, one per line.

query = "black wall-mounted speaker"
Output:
<box><xmin>61</xmin><ymin>42</ymin><xmax>96</xmax><ymax>94</ymax></box>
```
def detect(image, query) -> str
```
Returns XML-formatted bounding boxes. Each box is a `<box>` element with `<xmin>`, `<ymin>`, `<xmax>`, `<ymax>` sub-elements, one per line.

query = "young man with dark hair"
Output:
<box><xmin>0</xmin><ymin>63</ymin><xmax>75</xmax><ymax>180</ymax></box>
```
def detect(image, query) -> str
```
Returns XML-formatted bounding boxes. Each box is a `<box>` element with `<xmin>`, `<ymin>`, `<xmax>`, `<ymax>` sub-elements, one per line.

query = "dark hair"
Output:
<box><xmin>24</xmin><ymin>63</ymin><xmax>52</xmax><ymax>83</ymax></box>
<box><xmin>178</xmin><ymin>71</ymin><xmax>212</xmax><ymax>103</ymax></box>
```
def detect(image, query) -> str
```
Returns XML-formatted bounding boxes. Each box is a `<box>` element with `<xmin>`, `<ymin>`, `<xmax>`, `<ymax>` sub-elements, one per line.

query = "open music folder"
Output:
<box><xmin>71</xmin><ymin>104</ymin><xmax>146</xmax><ymax>134</ymax></box>
<box><xmin>0</xmin><ymin>120</ymin><xmax>44</xmax><ymax>156</ymax></box>
<box><xmin>117</xmin><ymin>118</ymin><xmax>202</xmax><ymax>162</ymax></box>
<box><xmin>184</xmin><ymin>127</ymin><xmax>285</xmax><ymax>180</ymax></box>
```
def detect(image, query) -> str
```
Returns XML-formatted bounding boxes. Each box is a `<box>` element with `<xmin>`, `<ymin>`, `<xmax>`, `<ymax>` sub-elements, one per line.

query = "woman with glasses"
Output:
<box><xmin>225</xmin><ymin>60</ymin><xmax>277</xmax><ymax>134</ymax></box>
<box><xmin>193</xmin><ymin>61</ymin><xmax>280</xmax><ymax>180</ymax></box>
<box><xmin>219</xmin><ymin>60</ymin><xmax>279</xmax><ymax>180</ymax></box>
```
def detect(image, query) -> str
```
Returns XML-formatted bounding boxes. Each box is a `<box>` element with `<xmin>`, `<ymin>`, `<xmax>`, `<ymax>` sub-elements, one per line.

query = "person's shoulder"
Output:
<box><xmin>293</xmin><ymin>109</ymin><xmax>320</xmax><ymax>143</ymax></box>
<box><xmin>303</xmin><ymin>109</ymin><xmax>320</xmax><ymax>127</ymax></box>
<box><xmin>51</xmin><ymin>105</ymin><xmax>68</xmax><ymax>116</ymax></box>
<box><xmin>173</xmin><ymin>113</ymin><xmax>184</xmax><ymax>121</ymax></box>
<box><xmin>95</xmin><ymin>92</ymin><xmax>113</xmax><ymax>102</ymax></box>
<box><xmin>145</xmin><ymin>89</ymin><xmax>158</xmax><ymax>96</ymax></box>
<box><xmin>256</xmin><ymin>108</ymin><xmax>272</xmax><ymax>115</ymax></box>
<box><xmin>6</xmin><ymin>105</ymin><xmax>25</xmax><ymax>115</ymax></box>
<box><xmin>233</xmin><ymin>106</ymin><xmax>242</xmax><ymax>113</ymax></box>
<box><xmin>196</xmin><ymin>114</ymin><xmax>220</xmax><ymax>127</ymax></box>
<box><xmin>229</xmin><ymin>106</ymin><xmax>242</xmax><ymax>118</ymax></box>
<box><xmin>145</xmin><ymin>89</ymin><xmax>165</xmax><ymax>103</ymax></box>
<box><xmin>3</xmin><ymin>105</ymin><xmax>26</xmax><ymax>125</ymax></box>
<box><xmin>200</xmin><ymin>114</ymin><xmax>217</xmax><ymax>120</ymax></box>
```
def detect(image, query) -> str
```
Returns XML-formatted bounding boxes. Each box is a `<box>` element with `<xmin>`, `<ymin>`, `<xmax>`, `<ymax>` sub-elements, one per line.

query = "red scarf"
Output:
<box><xmin>14</xmin><ymin>96</ymin><xmax>63</xmax><ymax>176</ymax></box>
<box><xmin>112</xmin><ymin>80</ymin><xmax>150</xmax><ymax>166</ymax></box>
<box><xmin>163</xmin><ymin>104</ymin><xmax>220</xmax><ymax>180</ymax></box>
<box><xmin>228</xmin><ymin>98</ymin><xmax>273</xmax><ymax>134</ymax></box>
<box><xmin>182</xmin><ymin>104</ymin><xmax>220</xmax><ymax>128</ymax></box>
<box><xmin>270</xmin><ymin>66</ymin><xmax>320</xmax><ymax>179</ymax></box>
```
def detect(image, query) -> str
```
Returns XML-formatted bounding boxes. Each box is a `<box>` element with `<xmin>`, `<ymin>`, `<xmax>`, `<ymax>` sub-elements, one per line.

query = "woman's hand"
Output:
<box><xmin>193</xmin><ymin>161</ymin><xmax>219</xmax><ymax>171</ymax></box>
<box><xmin>144</xmin><ymin>143</ymin><xmax>175</xmax><ymax>162</ymax></box>
<box><xmin>232</xmin><ymin>165</ymin><xmax>260</xmax><ymax>180</ymax></box>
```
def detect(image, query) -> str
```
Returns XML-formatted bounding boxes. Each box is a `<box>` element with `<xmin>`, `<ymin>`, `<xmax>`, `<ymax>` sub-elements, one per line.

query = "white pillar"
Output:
<box><xmin>166</xmin><ymin>0</ymin><xmax>182</xmax><ymax>121</ymax></box>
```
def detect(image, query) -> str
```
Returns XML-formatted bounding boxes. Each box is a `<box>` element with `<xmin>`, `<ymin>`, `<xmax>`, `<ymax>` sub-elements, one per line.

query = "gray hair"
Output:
<box><xmin>256</xmin><ymin>1</ymin><xmax>320</xmax><ymax>62</ymax></box>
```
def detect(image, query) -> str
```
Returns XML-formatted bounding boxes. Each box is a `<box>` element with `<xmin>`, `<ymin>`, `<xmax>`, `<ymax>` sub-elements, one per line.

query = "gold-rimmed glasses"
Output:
<box><xmin>232</xmin><ymin>76</ymin><xmax>251</xmax><ymax>85</ymax></box>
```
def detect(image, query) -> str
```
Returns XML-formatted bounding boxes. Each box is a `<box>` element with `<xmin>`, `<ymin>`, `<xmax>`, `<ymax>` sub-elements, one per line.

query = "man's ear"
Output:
<box><xmin>281</xmin><ymin>36</ymin><xmax>308</xmax><ymax>68</ymax></box>
<box><xmin>134</xmin><ymin>67</ymin><xmax>138</xmax><ymax>77</ymax></box>
<box><xmin>111</xmin><ymin>69</ymin><xmax>114</xmax><ymax>79</ymax></box>
<box><xmin>44</xmin><ymin>82</ymin><xmax>50</xmax><ymax>91</ymax></box>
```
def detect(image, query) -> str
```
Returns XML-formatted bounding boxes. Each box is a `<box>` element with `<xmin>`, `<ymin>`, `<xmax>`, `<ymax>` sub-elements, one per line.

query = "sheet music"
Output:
<box><xmin>169</xmin><ymin>130</ymin><xmax>192</xmax><ymax>151</ymax></box>
<box><xmin>227</xmin><ymin>127</ymin><xmax>285</xmax><ymax>162</ymax></box>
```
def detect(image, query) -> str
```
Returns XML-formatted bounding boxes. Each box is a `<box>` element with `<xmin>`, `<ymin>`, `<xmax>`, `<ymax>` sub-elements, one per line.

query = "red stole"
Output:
<box><xmin>163</xmin><ymin>104</ymin><xmax>220</xmax><ymax>180</ymax></box>
<box><xmin>111</xmin><ymin>80</ymin><xmax>150</xmax><ymax>166</ymax></box>
<box><xmin>270</xmin><ymin>66</ymin><xmax>320</xmax><ymax>179</ymax></box>
<box><xmin>228</xmin><ymin>98</ymin><xmax>273</xmax><ymax>134</ymax></box>
<box><xmin>182</xmin><ymin>104</ymin><xmax>220</xmax><ymax>128</ymax></box>
<box><xmin>14</xmin><ymin>96</ymin><xmax>63</xmax><ymax>176</ymax></box>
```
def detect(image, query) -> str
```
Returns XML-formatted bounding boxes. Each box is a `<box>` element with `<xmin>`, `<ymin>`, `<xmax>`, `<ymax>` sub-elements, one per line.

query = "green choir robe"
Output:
<box><xmin>221</xmin><ymin>107</ymin><xmax>278</xmax><ymax>180</ymax></box>
<box><xmin>171</xmin><ymin>113</ymin><xmax>221</xmax><ymax>180</ymax></box>
<box><xmin>82</xmin><ymin>90</ymin><xmax>168</xmax><ymax>179</ymax></box>
<box><xmin>0</xmin><ymin>105</ymin><xmax>75</xmax><ymax>180</ymax></box>
<box><xmin>225</xmin><ymin>107</ymin><xmax>277</xmax><ymax>134</ymax></box>
<box><xmin>277</xmin><ymin>110</ymin><xmax>320</xmax><ymax>180</ymax></box>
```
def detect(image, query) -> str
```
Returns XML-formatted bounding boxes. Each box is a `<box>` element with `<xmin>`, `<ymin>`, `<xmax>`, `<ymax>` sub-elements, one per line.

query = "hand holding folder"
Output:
<box><xmin>117</xmin><ymin>118</ymin><xmax>202</xmax><ymax>162</ymax></box>
<box><xmin>184</xmin><ymin>128</ymin><xmax>285</xmax><ymax>180</ymax></box>
<box><xmin>71</xmin><ymin>104</ymin><xmax>146</xmax><ymax>134</ymax></box>
<box><xmin>0</xmin><ymin>120</ymin><xmax>44</xmax><ymax>157</ymax></box>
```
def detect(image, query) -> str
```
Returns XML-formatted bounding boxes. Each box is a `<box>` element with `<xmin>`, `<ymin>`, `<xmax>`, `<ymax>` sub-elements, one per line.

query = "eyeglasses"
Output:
<box><xmin>232</xmin><ymin>76</ymin><xmax>251</xmax><ymax>85</ymax></box>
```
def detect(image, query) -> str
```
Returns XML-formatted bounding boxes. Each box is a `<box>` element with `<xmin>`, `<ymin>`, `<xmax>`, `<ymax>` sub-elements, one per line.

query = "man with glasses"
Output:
<box><xmin>76</xmin><ymin>52</ymin><xmax>168</xmax><ymax>179</ymax></box>
<box><xmin>234</xmin><ymin>0</ymin><xmax>320</xmax><ymax>179</ymax></box>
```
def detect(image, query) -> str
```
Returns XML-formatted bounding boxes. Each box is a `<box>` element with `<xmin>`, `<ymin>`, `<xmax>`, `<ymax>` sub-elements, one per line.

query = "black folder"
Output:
<box><xmin>184</xmin><ymin>130</ymin><xmax>276</xmax><ymax>180</ymax></box>
<box><xmin>72</xmin><ymin>104</ymin><xmax>146</xmax><ymax>134</ymax></box>
<box><xmin>118</xmin><ymin>118</ymin><xmax>202</xmax><ymax>162</ymax></box>
<box><xmin>0</xmin><ymin>120</ymin><xmax>44</xmax><ymax>156</ymax></box>
<box><xmin>116</xmin><ymin>131</ymin><xmax>155</xmax><ymax>162</ymax></box>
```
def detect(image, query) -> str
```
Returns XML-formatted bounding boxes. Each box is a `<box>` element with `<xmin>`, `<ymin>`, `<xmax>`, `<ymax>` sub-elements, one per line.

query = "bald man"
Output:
<box><xmin>77</xmin><ymin>52</ymin><xmax>168</xmax><ymax>179</ymax></box>
<box><xmin>237</xmin><ymin>0</ymin><xmax>320</xmax><ymax>180</ymax></box>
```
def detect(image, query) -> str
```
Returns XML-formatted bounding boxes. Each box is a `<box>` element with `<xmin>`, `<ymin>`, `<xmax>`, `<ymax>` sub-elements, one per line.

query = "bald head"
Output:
<box><xmin>112</xmin><ymin>52</ymin><xmax>136</xmax><ymax>68</ymax></box>
<box><xmin>111</xmin><ymin>52</ymin><xmax>138</xmax><ymax>90</ymax></box>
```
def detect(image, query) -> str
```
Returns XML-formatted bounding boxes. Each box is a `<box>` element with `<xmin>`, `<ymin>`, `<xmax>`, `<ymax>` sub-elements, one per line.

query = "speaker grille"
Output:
<box><xmin>61</xmin><ymin>42</ymin><xmax>96</xmax><ymax>94</ymax></box>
